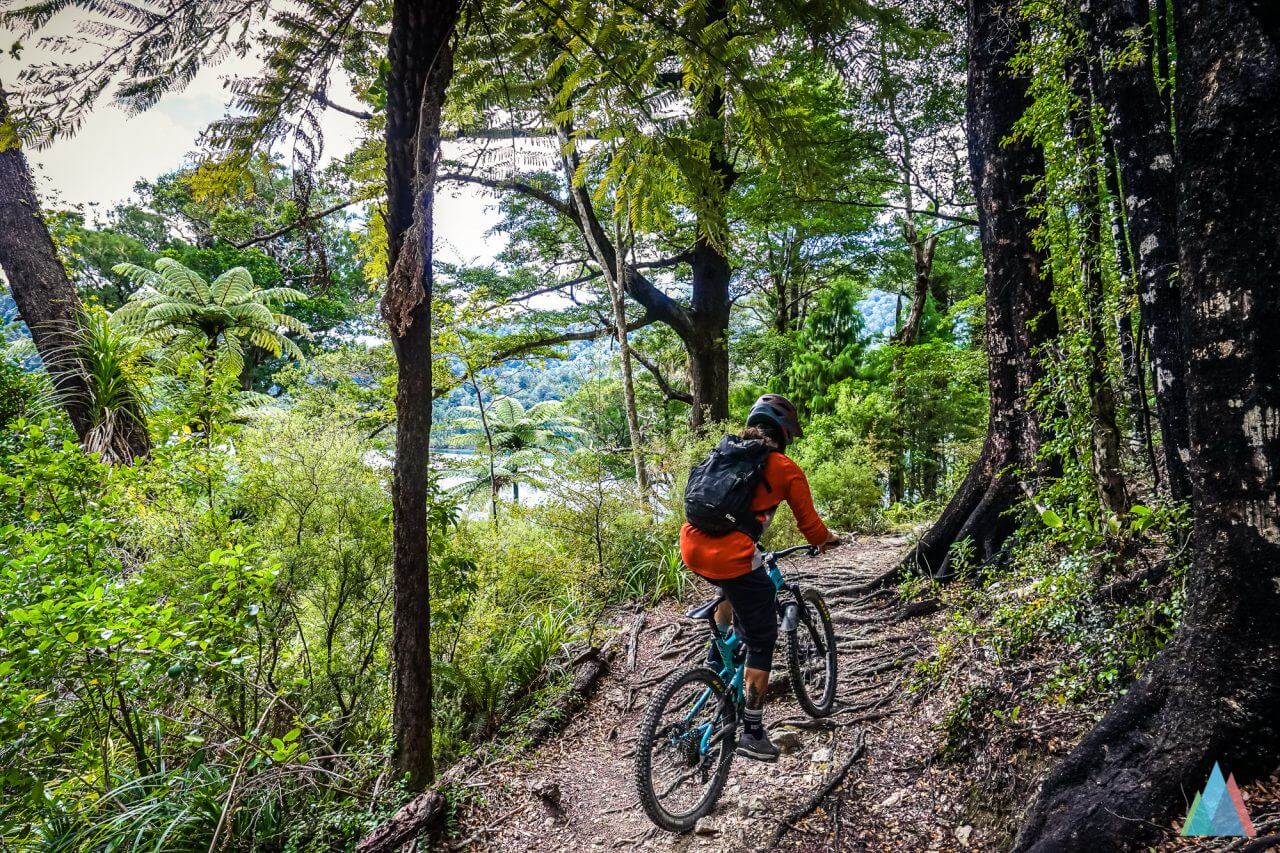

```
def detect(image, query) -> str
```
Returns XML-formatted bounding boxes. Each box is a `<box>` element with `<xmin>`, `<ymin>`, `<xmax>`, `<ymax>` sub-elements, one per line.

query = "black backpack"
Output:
<box><xmin>684</xmin><ymin>436</ymin><xmax>773</xmax><ymax>539</ymax></box>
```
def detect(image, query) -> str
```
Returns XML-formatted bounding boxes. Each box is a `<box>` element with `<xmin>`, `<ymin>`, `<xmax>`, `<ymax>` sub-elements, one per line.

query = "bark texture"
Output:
<box><xmin>904</xmin><ymin>0</ymin><xmax>1054</xmax><ymax>577</ymax></box>
<box><xmin>0</xmin><ymin>93</ymin><xmax>149</xmax><ymax>462</ymax></box>
<box><xmin>1014</xmin><ymin>3</ymin><xmax>1280</xmax><ymax>848</ymax></box>
<box><xmin>1083</xmin><ymin>0</ymin><xmax>1192</xmax><ymax>501</ymax></box>
<box><xmin>382</xmin><ymin>0</ymin><xmax>462</xmax><ymax>791</ymax></box>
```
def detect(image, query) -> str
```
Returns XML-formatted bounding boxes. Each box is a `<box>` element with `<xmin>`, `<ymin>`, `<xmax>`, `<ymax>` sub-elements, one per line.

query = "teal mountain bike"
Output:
<box><xmin>633</xmin><ymin>545</ymin><xmax>838</xmax><ymax>831</ymax></box>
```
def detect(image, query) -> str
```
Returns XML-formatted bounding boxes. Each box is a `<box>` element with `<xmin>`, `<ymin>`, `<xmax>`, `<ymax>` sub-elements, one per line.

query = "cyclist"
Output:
<box><xmin>679</xmin><ymin>394</ymin><xmax>841</xmax><ymax>762</ymax></box>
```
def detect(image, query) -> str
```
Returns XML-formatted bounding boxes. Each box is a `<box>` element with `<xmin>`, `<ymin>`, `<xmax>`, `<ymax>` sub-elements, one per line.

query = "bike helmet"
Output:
<box><xmin>746</xmin><ymin>393</ymin><xmax>803</xmax><ymax>444</ymax></box>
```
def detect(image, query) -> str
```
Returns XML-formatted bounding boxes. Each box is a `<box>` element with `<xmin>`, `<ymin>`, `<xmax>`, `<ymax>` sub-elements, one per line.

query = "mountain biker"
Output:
<box><xmin>679</xmin><ymin>393</ymin><xmax>841</xmax><ymax>762</ymax></box>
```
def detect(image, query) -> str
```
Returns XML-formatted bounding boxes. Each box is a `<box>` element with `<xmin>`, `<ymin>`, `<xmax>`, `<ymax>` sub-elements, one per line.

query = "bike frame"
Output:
<box><xmin>681</xmin><ymin>544</ymin><xmax>821</xmax><ymax>756</ymax></box>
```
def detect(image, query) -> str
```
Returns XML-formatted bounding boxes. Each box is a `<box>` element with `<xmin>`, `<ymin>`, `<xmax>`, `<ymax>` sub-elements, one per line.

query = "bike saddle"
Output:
<box><xmin>685</xmin><ymin>596</ymin><xmax>725</xmax><ymax>620</ymax></box>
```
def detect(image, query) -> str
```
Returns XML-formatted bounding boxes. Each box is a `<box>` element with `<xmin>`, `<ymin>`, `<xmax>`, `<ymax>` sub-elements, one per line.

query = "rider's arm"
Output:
<box><xmin>775</xmin><ymin>455</ymin><xmax>832</xmax><ymax>547</ymax></box>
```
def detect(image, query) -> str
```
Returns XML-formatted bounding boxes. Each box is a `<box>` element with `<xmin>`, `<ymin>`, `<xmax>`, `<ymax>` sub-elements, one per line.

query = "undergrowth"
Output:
<box><xmin>901</xmin><ymin>499</ymin><xmax>1191</xmax><ymax>769</ymax></box>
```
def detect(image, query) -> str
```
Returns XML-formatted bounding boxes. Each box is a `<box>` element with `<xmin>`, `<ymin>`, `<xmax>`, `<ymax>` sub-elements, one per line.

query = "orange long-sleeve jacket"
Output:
<box><xmin>680</xmin><ymin>451</ymin><xmax>831</xmax><ymax>580</ymax></box>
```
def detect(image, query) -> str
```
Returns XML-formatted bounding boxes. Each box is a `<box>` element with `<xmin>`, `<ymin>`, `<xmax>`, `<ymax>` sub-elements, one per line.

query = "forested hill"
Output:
<box><xmin>3</xmin><ymin>0</ymin><xmax>1279</xmax><ymax>852</ymax></box>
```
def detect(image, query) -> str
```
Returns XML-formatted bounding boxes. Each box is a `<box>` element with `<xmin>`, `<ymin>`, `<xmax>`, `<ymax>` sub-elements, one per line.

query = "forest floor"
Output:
<box><xmin>446</xmin><ymin>536</ymin><xmax>1280</xmax><ymax>852</ymax></box>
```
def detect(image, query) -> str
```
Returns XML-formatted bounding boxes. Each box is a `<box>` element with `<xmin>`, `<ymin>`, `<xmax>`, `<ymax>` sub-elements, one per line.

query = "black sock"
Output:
<box><xmin>743</xmin><ymin>707</ymin><xmax>763</xmax><ymax>736</ymax></box>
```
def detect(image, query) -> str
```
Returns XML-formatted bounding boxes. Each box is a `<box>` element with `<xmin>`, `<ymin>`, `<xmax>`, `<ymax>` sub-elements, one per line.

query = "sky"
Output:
<box><xmin>0</xmin><ymin>20</ymin><xmax>502</xmax><ymax>265</ymax></box>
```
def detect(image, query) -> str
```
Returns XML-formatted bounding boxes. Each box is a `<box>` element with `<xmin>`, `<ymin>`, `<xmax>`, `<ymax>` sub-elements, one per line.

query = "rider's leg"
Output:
<box><xmin>714</xmin><ymin>567</ymin><xmax>781</xmax><ymax>761</ymax></box>
<box><xmin>743</xmin><ymin>667</ymin><xmax>769</xmax><ymax>703</ymax></box>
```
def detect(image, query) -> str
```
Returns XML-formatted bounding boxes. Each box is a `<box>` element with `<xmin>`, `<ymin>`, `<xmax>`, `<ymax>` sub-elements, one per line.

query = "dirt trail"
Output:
<box><xmin>449</xmin><ymin>535</ymin><xmax>971</xmax><ymax>852</ymax></box>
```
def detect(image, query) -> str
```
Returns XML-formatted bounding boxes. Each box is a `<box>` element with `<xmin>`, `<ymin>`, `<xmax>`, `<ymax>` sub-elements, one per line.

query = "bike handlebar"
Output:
<box><xmin>765</xmin><ymin>544</ymin><xmax>820</xmax><ymax>561</ymax></box>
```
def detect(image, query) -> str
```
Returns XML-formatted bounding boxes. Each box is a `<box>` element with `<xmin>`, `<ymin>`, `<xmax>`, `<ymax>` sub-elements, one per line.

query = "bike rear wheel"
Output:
<box><xmin>786</xmin><ymin>587</ymin><xmax>838</xmax><ymax>717</ymax></box>
<box><xmin>634</xmin><ymin>667</ymin><xmax>736</xmax><ymax>831</ymax></box>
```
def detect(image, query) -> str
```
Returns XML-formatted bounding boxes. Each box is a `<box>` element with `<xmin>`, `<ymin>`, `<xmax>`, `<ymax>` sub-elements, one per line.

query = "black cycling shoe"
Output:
<box><xmin>735</xmin><ymin>729</ymin><xmax>780</xmax><ymax>762</ymax></box>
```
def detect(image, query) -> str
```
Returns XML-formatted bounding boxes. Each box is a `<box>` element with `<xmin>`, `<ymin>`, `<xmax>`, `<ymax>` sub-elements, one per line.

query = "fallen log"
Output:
<box><xmin>895</xmin><ymin>597</ymin><xmax>941</xmax><ymax>621</ymax></box>
<box><xmin>526</xmin><ymin>644</ymin><xmax>614</xmax><ymax>747</ymax></box>
<box><xmin>355</xmin><ymin>756</ymin><xmax>480</xmax><ymax>853</ymax></box>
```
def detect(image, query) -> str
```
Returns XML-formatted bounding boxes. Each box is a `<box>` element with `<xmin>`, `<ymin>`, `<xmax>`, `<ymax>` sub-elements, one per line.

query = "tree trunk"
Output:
<box><xmin>465</xmin><ymin>372</ymin><xmax>499</xmax><ymax>522</ymax></box>
<box><xmin>1083</xmin><ymin>0</ymin><xmax>1192</xmax><ymax>502</ymax></box>
<box><xmin>0</xmin><ymin>92</ymin><xmax>149</xmax><ymax>463</ymax></box>
<box><xmin>903</xmin><ymin>0</ymin><xmax>1053</xmax><ymax>577</ymax></box>
<box><xmin>381</xmin><ymin>0</ymin><xmax>462</xmax><ymax>792</ymax></box>
<box><xmin>891</xmin><ymin>223</ymin><xmax>939</xmax><ymax>507</ymax></box>
<box><xmin>609</xmin><ymin>215</ymin><xmax>650</xmax><ymax>502</ymax></box>
<box><xmin>687</xmin><ymin>12</ymin><xmax>734</xmax><ymax>431</ymax></box>
<box><xmin>551</xmin><ymin>114</ymin><xmax>729</xmax><ymax>430</ymax></box>
<box><xmin>1014</xmin><ymin>4</ymin><xmax>1280</xmax><ymax>848</ymax></box>
<box><xmin>687</xmin><ymin>239</ymin><xmax>732</xmax><ymax>429</ymax></box>
<box><xmin>1068</xmin><ymin>59</ymin><xmax>1130</xmax><ymax>514</ymax></box>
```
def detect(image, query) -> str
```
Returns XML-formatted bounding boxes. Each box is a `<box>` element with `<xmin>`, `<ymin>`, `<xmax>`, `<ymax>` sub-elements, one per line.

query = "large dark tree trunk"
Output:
<box><xmin>381</xmin><ymin>0</ymin><xmax>462</xmax><ymax>792</ymax></box>
<box><xmin>686</xmin><ymin>11</ymin><xmax>734</xmax><ymax>430</ymax></box>
<box><xmin>904</xmin><ymin>0</ymin><xmax>1054</xmax><ymax>577</ymax></box>
<box><xmin>1014</xmin><ymin>3</ymin><xmax>1280</xmax><ymax>848</ymax></box>
<box><xmin>0</xmin><ymin>92</ymin><xmax>150</xmax><ymax>463</ymax></box>
<box><xmin>1083</xmin><ymin>0</ymin><xmax>1192</xmax><ymax>502</ymax></box>
<box><xmin>687</xmin><ymin>236</ymin><xmax>731</xmax><ymax>428</ymax></box>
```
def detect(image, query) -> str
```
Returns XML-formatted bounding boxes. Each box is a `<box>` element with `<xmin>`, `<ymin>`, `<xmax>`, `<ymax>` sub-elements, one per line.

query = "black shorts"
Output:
<box><xmin>706</xmin><ymin>566</ymin><xmax>778</xmax><ymax>672</ymax></box>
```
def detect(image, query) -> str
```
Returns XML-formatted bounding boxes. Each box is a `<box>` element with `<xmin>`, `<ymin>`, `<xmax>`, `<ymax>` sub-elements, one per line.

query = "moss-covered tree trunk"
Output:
<box><xmin>1014</xmin><ymin>3</ymin><xmax>1280</xmax><ymax>847</ymax></box>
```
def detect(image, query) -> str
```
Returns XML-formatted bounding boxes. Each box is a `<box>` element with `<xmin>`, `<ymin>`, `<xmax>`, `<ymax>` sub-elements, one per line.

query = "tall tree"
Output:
<box><xmin>0</xmin><ymin>90</ymin><xmax>151</xmax><ymax>463</ymax></box>
<box><xmin>380</xmin><ymin>0</ymin><xmax>463</xmax><ymax>790</ymax></box>
<box><xmin>1014</xmin><ymin>2</ymin><xmax>1280</xmax><ymax>847</ymax></box>
<box><xmin>903</xmin><ymin>0</ymin><xmax>1056</xmax><ymax>576</ymax></box>
<box><xmin>1081</xmin><ymin>0</ymin><xmax>1192</xmax><ymax>502</ymax></box>
<box><xmin>441</xmin><ymin>0</ymin><xmax>876</xmax><ymax>428</ymax></box>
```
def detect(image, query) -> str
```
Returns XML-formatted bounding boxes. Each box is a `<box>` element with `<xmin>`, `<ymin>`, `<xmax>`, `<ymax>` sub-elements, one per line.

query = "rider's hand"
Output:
<box><xmin>819</xmin><ymin>533</ymin><xmax>843</xmax><ymax>553</ymax></box>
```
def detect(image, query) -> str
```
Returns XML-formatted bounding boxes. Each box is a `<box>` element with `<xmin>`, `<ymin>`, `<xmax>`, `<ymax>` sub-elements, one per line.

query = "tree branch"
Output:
<box><xmin>231</xmin><ymin>197</ymin><xmax>370</xmax><ymax>249</ymax></box>
<box><xmin>630</xmin><ymin>347</ymin><xmax>693</xmax><ymax>405</ymax></box>
<box><xmin>313</xmin><ymin>89</ymin><xmax>374</xmax><ymax>121</ymax></box>
<box><xmin>791</xmin><ymin>196</ymin><xmax>978</xmax><ymax>226</ymax></box>
<box><xmin>490</xmin><ymin>314</ymin><xmax>658</xmax><ymax>362</ymax></box>
<box><xmin>438</xmin><ymin>171</ymin><xmax>574</xmax><ymax>219</ymax></box>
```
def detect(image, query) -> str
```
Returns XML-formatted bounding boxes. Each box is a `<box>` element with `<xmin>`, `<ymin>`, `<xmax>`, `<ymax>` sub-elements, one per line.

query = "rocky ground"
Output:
<box><xmin>439</xmin><ymin>536</ymin><xmax>1280</xmax><ymax>852</ymax></box>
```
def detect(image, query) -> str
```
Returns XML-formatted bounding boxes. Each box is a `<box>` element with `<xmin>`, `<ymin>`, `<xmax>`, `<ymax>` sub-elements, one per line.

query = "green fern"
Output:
<box><xmin>110</xmin><ymin>258</ymin><xmax>311</xmax><ymax>372</ymax></box>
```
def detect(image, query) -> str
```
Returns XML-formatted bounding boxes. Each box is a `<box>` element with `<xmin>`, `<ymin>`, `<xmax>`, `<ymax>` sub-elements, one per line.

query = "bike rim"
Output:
<box><xmin>644</xmin><ymin>678</ymin><xmax>731</xmax><ymax>821</ymax></box>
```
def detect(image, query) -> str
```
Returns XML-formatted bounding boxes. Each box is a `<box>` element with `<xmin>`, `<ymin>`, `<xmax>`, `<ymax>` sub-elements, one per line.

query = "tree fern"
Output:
<box><xmin>110</xmin><ymin>258</ymin><xmax>311</xmax><ymax>369</ymax></box>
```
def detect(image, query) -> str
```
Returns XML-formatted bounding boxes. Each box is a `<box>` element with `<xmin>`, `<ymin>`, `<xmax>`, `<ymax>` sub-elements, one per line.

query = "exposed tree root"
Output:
<box><xmin>770</xmin><ymin>730</ymin><xmax>867</xmax><ymax>846</ymax></box>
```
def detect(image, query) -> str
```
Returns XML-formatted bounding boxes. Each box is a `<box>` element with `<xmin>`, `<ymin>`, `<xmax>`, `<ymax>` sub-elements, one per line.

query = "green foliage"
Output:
<box><xmin>112</xmin><ymin>257</ymin><xmax>311</xmax><ymax>373</ymax></box>
<box><xmin>792</xmin><ymin>434</ymin><xmax>886</xmax><ymax>533</ymax></box>
<box><xmin>447</xmin><ymin>396</ymin><xmax>582</xmax><ymax>507</ymax></box>
<box><xmin>786</xmin><ymin>278</ymin><xmax>872</xmax><ymax>413</ymax></box>
<box><xmin>912</xmin><ymin>501</ymin><xmax>1191</xmax><ymax>707</ymax></box>
<box><xmin>0</xmin><ymin>357</ymin><xmax>44</xmax><ymax>442</ymax></box>
<box><xmin>66</xmin><ymin>308</ymin><xmax>149</xmax><ymax>463</ymax></box>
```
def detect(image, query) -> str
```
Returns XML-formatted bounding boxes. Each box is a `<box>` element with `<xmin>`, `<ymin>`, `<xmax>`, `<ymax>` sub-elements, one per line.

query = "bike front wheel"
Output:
<box><xmin>786</xmin><ymin>587</ymin><xmax>838</xmax><ymax>717</ymax></box>
<box><xmin>634</xmin><ymin>667</ymin><xmax>737</xmax><ymax>831</ymax></box>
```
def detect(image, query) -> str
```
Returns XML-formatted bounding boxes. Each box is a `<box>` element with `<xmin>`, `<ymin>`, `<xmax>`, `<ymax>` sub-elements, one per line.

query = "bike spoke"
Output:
<box><xmin>642</xmin><ymin>677</ymin><xmax>731</xmax><ymax>820</ymax></box>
